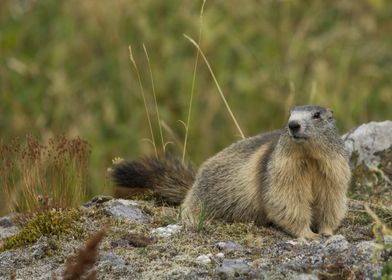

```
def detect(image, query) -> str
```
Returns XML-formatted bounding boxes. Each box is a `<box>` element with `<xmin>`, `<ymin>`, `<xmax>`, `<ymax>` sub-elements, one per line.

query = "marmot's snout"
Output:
<box><xmin>288</xmin><ymin>119</ymin><xmax>307</xmax><ymax>141</ymax></box>
<box><xmin>288</xmin><ymin>121</ymin><xmax>301</xmax><ymax>133</ymax></box>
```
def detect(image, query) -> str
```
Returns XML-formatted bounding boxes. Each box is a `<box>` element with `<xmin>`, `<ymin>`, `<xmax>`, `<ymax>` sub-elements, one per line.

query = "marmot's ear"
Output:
<box><xmin>326</xmin><ymin>108</ymin><xmax>334</xmax><ymax>119</ymax></box>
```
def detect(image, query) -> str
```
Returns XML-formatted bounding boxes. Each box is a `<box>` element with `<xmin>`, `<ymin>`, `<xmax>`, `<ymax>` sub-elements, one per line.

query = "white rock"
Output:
<box><xmin>196</xmin><ymin>254</ymin><xmax>211</xmax><ymax>264</ymax></box>
<box><xmin>343</xmin><ymin>121</ymin><xmax>392</xmax><ymax>168</ymax></box>
<box><xmin>292</xmin><ymin>273</ymin><xmax>318</xmax><ymax>280</ymax></box>
<box><xmin>151</xmin><ymin>224</ymin><xmax>182</xmax><ymax>237</ymax></box>
<box><xmin>286</xmin><ymin>240</ymin><xmax>299</xmax><ymax>246</ymax></box>
<box><xmin>384</xmin><ymin>235</ymin><xmax>392</xmax><ymax>246</ymax></box>
<box><xmin>215</xmin><ymin>253</ymin><xmax>225</xmax><ymax>260</ymax></box>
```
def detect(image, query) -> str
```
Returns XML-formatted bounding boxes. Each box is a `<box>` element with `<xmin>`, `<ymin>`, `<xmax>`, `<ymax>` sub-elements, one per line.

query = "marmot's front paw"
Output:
<box><xmin>298</xmin><ymin>229</ymin><xmax>320</xmax><ymax>240</ymax></box>
<box><xmin>319</xmin><ymin>226</ymin><xmax>333</xmax><ymax>237</ymax></box>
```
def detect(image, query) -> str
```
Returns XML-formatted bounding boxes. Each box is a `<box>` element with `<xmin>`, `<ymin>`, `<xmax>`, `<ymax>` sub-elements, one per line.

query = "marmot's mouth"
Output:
<box><xmin>290</xmin><ymin>135</ymin><xmax>308</xmax><ymax>141</ymax></box>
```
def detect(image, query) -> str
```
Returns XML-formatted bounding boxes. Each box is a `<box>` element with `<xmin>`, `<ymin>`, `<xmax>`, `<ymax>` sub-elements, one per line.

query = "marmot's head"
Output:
<box><xmin>286</xmin><ymin>105</ymin><xmax>337</xmax><ymax>143</ymax></box>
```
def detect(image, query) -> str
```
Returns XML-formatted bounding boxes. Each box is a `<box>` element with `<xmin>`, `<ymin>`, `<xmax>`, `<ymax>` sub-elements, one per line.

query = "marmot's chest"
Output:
<box><xmin>270</xmin><ymin>155</ymin><xmax>327</xmax><ymax>190</ymax></box>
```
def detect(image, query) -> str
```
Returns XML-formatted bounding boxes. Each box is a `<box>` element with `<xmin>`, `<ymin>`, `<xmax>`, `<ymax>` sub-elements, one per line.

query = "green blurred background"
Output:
<box><xmin>1</xmin><ymin>0</ymin><xmax>391</xmax><ymax>207</ymax></box>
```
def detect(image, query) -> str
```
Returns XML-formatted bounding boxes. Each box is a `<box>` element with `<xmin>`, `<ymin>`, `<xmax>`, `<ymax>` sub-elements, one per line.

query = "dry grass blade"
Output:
<box><xmin>128</xmin><ymin>45</ymin><xmax>158</xmax><ymax>158</ymax></box>
<box><xmin>183</xmin><ymin>34</ymin><xmax>245</xmax><ymax>139</ymax></box>
<box><xmin>142</xmin><ymin>44</ymin><xmax>165</xmax><ymax>154</ymax></box>
<box><xmin>365</xmin><ymin>204</ymin><xmax>392</xmax><ymax>236</ymax></box>
<box><xmin>182</xmin><ymin>0</ymin><xmax>207</xmax><ymax>163</ymax></box>
<box><xmin>63</xmin><ymin>229</ymin><xmax>106</xmax><ymax>280</ymax></box>
<box><xmin>160</xmin><ymin>120</ymin><xmax>184</xmax><ymax>152</ymax></box>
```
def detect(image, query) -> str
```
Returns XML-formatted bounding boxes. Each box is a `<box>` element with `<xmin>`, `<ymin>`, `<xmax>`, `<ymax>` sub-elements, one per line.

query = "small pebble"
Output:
<box><xmin>216</xmin><ymin>253</ymin><xmax>225</xmax><ymax>260</ymax></box>
<box><xmin>196</xmin><ymin>254</ymin><xmax>211</xmax><ymax>264</ymax></box>
<box><xmin>151</xmin><ymin>224</ymin><xmax>182</xmax><ymax>237</ymax></box>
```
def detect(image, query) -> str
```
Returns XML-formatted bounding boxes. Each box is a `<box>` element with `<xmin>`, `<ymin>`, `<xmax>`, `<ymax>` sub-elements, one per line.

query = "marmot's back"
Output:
<box><xmin>181</xmin><ymin>131</ymin><xmax>281</xmax><ymax>224</ymax></box>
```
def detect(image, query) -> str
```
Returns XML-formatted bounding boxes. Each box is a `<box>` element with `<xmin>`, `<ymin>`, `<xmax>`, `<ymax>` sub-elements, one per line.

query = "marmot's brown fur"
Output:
<box><xmin>110</xmin><ymin>105</ymin><xmax>351</xmax><ymax>239</ymax></box>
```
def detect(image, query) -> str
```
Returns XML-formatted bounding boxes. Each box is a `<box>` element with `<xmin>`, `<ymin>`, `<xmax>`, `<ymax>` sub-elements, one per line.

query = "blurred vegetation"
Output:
<box><xmin>1</xmin><ymin>0</ymin><xmax>392</xmax><ymax>214</ymax></box>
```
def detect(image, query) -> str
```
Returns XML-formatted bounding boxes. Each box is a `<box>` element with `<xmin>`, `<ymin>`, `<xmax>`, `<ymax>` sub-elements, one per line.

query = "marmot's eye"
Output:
<box><xmin>312</xmin><ymin>112</ymin><xmax>321</xmax><ymax>119</ymax></box>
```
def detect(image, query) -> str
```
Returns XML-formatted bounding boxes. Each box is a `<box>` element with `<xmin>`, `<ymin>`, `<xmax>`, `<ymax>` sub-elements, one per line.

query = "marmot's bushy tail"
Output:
<box><xmin>110</xmin><ymin>156</ymin><xmax>196</xmax><ymax>205</ymax></box>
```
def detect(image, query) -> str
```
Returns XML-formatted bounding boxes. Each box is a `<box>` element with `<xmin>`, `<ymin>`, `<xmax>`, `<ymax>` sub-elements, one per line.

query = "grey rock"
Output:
<box><xmin>0</xmin><ymin>216</ymin><xmax>14</xmax><ymax>228</ymax></box>
<box><xmin>216</xmin><ymin>259</ymin><xmax>250</xmax><ymax>277</ymax></box>
<box><xmin>99</xmin><ymin>252</ymin><xmax>128</xmax><ymax>267</ymax></box>
<box><xmin>98</xmin><ymin>252</ymin><xmax>133</xmax><ymax>275</ymax></box>
<box><xmin>103</xmin><ymin>199</ymin><xmax>151</xmax><ymax>224</ymax></box>
<box><xmin>31</xmin><ymin>236</ymin><xmax>49</xmax><ymax>259</ymax></box>
<box><xmin>98</xmin><ymin>261</ymin><xmax>134</xmax><ymax>277</ymax></box>
<box><xmin>281</xmin><ymin>253</ymin><xmax>309</xmax><ymax>271</ymax></box>
<box><xmin>343</xmin><ymin>121</ymin><xmax>392</xmax><ymax>168</ymax></box>
<box><xmin>323</xmin><ymin>234</ymin><xmax>350</xmax><ymax>253</ymax></box>
<box><xmin>0</xmin><ymin>215</ymin><xmax>19</xmax><ymax>240</ymax></box>
<box><xmin>260</xmin><ymin>234</ymin><xmax>384</xmax><ymax>278</ymax></box>
<box><xmin>110</xmin><ymin>239</ymin><xmax>131</xmax><ymax>248</ymax></box>
<box><xmin>215</xmin><ymin>241</ymin><xmax>243</xmax><ymax>252</ymax></box>
<box><xmin>0</xmin><ymin>225</ymin><xmax>19</xmax><ymax>240</ymax></box>
<box><xmin>0</xmin><ymin>251</ymin><xmax>16</xmax><ymax>268</ymax></box>
<box><xmin>356</xmin><ymin>241</ymin><xmax>382</xmax><ymax>260</ymax></box>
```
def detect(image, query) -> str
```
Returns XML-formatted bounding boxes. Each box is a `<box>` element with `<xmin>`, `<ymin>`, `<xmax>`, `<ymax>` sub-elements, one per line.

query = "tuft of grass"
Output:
<box><xmin>196</xmin><ymin>202</ymin><xmax>208</xmax><ymax>233</ymax></box>
<box><xmin>0</xmin><ymin>135</ymin><xmax>90</xmax><ymax>212</ymax></box>
<box><xmin>0</xmin><ymin>208</ymin><xmax>81</xmax><ymax>252</ymax></box>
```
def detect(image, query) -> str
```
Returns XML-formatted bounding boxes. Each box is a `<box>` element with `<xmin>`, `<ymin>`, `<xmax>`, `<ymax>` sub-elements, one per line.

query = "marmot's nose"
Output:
<box><xmin>288</xmin><ymin>121</ymin><xmax>301</xmax><ymax>132</ymax></box>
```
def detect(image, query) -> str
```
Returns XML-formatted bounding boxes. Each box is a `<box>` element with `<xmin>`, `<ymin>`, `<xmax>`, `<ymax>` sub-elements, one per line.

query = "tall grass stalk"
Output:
<box><xmin>184</xmin><ymin>34</ymin><xmax>245</xmax><ymax>140</ymax></box>
<box><xmin>182</xmin><ymin>0</ymin><xmax>207</xmax><ymax>163</ymax></box>
<box><xmin>285</xmin><ymin>82</ymin><xmax>296</xmax><ymax>114</ymax></box>
<box><xmin>142</xmin><ymin>44</ymin><xmax>166</xmax><ymax>154</ymax></box>
<box><xmin>128</xmin><ymin>46</ymin><xmax>158</xmax><ymax>158</ymax></box>
<box><xmin>309</xmin><ymin>81</ymin><xmax>317</xmax><ymax>104</ymax></box>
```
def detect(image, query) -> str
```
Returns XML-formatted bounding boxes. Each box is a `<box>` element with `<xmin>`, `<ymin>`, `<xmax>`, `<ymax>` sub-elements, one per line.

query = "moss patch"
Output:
<box><xmin>0</xmin><ymin>208</ymin><xmax>81</xmax><ymax>252</ymax></box>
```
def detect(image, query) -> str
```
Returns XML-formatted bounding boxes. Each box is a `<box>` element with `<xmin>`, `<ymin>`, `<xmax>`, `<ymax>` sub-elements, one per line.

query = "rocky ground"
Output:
<box><xmin>0</xmin><ymin>121</ymin><xmax>391</xmax><ymax>280</ymax></box>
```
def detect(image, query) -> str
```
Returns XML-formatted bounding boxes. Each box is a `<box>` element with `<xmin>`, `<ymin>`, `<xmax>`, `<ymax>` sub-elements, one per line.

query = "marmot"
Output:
<box><xmin>110</xmin><ymin>105</ymin><xmax>351</xmax><ymax>239</ymax></box>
